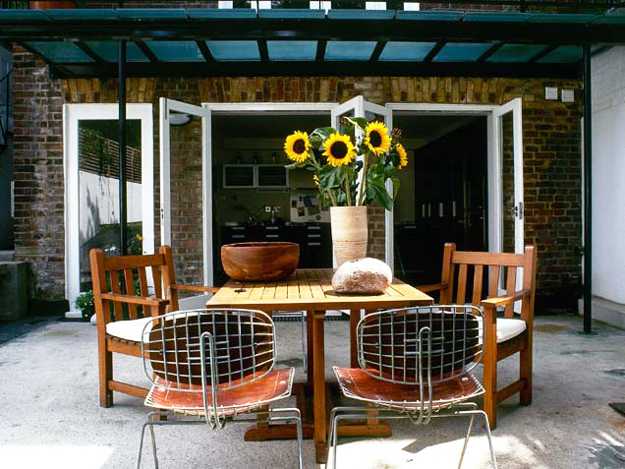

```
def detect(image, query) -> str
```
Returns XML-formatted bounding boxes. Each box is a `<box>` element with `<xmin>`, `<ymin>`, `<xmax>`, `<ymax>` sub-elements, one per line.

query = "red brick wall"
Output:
<box><xmin>12</xmin><ymin>52</ymin><xmax>583</xmax><ymax>306</ymax></box>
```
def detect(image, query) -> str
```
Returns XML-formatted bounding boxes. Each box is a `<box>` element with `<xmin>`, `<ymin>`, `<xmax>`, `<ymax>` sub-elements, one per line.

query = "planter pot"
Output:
<box><xmin>330</xmin><ymin>206</ymin><xmax>368</xmax><ymax>267</ymax></box>
<box><xmin>31</xmin><ymin>1</ymin><xmax>76</xmax><ymax>9</ymax></box>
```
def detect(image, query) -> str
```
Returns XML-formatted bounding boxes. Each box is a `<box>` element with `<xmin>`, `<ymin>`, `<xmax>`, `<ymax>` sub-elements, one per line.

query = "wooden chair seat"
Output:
<box><xmin>106</xmin><ymin>316</ymin><xmax>153</xmax><ymax>343</ymax></box>
<box><xmin>476</xmin><ymin>316</ymin><xmax>527</xmax><ymax>344</ymax></box>
<box><xmin>145</xmin><ymin>368</ymin><xmax>294</xmax><ymax>416</ymax></box>
<box><xmin>333</xmin><ymin>366</ymin><xmax>483</xmax><ymax>410</ymax></box>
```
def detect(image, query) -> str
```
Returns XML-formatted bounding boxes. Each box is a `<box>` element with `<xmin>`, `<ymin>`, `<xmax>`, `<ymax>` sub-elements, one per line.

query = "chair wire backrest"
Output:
<box><xmin>357</xmin><ymin>305</ymin><xmax>482</xmax><ymax>419</ymax></box>
<box><xmin>141</xmin><ymin>308</ymin><xmax>276</xmax><ymax>427</ymax></box>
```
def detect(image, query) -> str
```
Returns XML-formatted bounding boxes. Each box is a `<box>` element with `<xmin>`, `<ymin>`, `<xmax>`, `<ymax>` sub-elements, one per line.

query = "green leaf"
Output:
<box><xmin>344</xmin><ymin>116</ymin><xmax>369</xmax><ymax>130</ymax></box>
<box><xmin>311</xmin><ymin>127</ymin><xmax>336</xmax><ymax>141</ymax></box>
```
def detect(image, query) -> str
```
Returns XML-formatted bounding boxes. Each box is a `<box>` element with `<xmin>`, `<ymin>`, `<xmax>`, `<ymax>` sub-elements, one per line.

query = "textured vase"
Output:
<box><xmin>330</xmin><ymin>206</ymin><xmax>368</xmax><ymax>267</ymax></box>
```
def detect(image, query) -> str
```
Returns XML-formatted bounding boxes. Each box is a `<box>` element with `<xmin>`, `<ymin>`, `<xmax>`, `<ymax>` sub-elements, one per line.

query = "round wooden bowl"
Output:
<box><xmin>221</xmin><ymin>242</ymin><xmax>300</xmax><ymax>282</ymax></box>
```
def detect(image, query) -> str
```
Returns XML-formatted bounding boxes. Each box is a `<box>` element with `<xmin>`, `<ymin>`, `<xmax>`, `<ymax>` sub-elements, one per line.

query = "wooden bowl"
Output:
<box><xmin>221</xmin><ymin>242</ymin><xmax>300</xmax><ymax>282</ymax></box>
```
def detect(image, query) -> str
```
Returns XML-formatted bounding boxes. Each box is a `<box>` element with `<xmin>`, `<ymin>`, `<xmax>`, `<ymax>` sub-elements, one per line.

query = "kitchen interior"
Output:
<box><xmin>392</xmin><ymin>113</ymin><xmax>488</xmax><ymax>285</ymax></box>
<box><xmin>211</xmin><ymin>112</ymin><xmax>333</xmax><ymax>285</ymax></box>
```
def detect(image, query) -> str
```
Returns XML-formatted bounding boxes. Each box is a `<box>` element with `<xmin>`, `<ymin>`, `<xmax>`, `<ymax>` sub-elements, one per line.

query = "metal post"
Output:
<box><xmin>583</xmin><ymin>44</ymin><xmax>592</xmax><ymax>333</ymax></box>
<box><xmin>118</xmin><ymin>40</ymin><xmax>128</xmax><ymax>255</ymax></box>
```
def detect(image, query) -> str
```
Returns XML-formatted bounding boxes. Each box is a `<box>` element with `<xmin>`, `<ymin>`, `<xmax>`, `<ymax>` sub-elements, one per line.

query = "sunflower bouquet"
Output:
<box><xmin>283</xmin><ymin>118</ymin><xmax>407</xmax><ymax>211</ymax></box>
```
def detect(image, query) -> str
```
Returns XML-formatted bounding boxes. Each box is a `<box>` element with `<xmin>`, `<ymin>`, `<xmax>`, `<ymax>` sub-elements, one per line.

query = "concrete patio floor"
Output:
<box><xmin>1</xmin><ymin>314</ymin><xmax>625</xmax><ymax>469</ymax></box>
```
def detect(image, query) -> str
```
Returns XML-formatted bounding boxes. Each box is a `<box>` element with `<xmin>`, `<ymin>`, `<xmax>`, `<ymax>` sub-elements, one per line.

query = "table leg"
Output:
<box><xmin>306</xmin><ymin>309</ymin><xmax>314</xmax><ymax>388</ymax></box>
<box><xmin>349</xmin><ymin>308</ymin><xmax>362</xmax><ymax>368</ymax></box>
<box><xmin>312</xmin><ymin>309</ymin><xmax>327</xmax><ymax>464</ymax></box>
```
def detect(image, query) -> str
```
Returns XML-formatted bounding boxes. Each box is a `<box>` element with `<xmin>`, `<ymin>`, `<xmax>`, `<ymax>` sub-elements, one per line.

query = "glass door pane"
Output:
<box><xmin>78</xmin><ymin>119</ymin><xmax>142</xmax><ymax>291</ymax></box>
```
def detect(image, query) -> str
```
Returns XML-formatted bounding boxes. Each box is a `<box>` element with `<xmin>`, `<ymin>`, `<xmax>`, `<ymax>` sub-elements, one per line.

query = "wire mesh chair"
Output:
<box><xmin>329</xmin><ymin>305</ymin><xmax>497</xmax><ymax>469</ymax></box>
<box><xmin>136</xmin><ymin>308</ymin><xmax>303</xmax><ymax>469</ymax></box>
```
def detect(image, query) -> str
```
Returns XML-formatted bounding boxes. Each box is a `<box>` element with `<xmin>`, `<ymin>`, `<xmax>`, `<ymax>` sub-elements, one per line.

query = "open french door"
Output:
<box><xmin>159</xmin><ymin>98</ymin><xmax>213</xmax><ymax>308</ymax></box>
<box><xmin>331</xmin><ymin>96</ymin><xmax>394</xmax><ymax>267</ymax></box>
<box><xmin>493</xmin><ymin>97</ymin><xmax>524</xmax><ymax>255</ymax></box>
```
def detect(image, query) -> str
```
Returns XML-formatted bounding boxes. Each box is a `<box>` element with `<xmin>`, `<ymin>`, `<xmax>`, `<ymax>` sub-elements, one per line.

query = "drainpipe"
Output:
<box><xmin>583</xmin><ymin>44</ymin><xmax>592</xmax><ymax>333</ymax></box>
<box><xmin>118</xmin><ymin>39</ymin><xmax>127</xmax><ymax>255</ymax></box>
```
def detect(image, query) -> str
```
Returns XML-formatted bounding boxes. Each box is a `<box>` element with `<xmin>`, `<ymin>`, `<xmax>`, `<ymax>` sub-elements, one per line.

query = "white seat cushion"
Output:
<box><xmin>106</xmin><ymin>317</ymin><xmax>153</xmax><ymax>342</ymax></box>
<box><xmin>476</xmin><ymin>316</ymin><xmax>527</xmax><ymax>343</ymax></box>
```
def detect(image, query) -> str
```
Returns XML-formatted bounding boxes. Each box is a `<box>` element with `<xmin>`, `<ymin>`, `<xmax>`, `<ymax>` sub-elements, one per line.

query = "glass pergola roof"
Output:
<box><xmin>1</xmin><ymin>8</ymin><xmax>624</xmax><ymax>78</ymax></box>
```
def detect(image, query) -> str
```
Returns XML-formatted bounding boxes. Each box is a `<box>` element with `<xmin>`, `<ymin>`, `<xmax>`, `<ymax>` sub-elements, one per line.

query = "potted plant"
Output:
<box><xmin>75</xmin><ymin>290</ymin><xmax>94</xmax><ymax>321</ymax></box>
<box><xmin>283</xmin><ymin>118</ymin><xmax>407</xmax><ymax>266</ymax></box>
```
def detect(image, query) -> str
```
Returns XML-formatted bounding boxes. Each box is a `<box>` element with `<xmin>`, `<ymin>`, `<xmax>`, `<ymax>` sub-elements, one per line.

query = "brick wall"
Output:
<box><xmin>13</xmin><ymin>52</ymin><xmax>583</xmax><ymax>305</ymax></box>
<box><xmin>11</xmin><ymin>46</ymin><xmax>65</xmax><ymax>299</ymax></box>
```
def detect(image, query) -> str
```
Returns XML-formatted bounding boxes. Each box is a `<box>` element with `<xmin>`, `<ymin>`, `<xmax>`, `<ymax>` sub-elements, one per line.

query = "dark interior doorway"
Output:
<box><xmin>393</xmin><ymin>114</ymin><xmax>488</xmax><ymax>285</ymax></box>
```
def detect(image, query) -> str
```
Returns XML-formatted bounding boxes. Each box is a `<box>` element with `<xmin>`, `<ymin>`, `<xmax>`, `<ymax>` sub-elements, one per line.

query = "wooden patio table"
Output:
<box><xmin>207</xmin><ymin>268</ymin><xmax>433</xmax><ymax>463</ymax></box>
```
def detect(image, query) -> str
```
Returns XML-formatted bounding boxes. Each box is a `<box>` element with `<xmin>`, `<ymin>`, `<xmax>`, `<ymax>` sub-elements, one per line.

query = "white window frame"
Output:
<box><xmin>63</xmin><ymin>103</ymin><xmax>154</xmax><ymax>316</ymax></box>
<box><xmin>385</xmin><ymin>100</ymin><xmax>524</xmax><ymax>271</ymax></box>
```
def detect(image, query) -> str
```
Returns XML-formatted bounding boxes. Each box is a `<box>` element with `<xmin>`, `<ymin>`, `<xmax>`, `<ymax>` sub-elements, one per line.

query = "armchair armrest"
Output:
<box><xmin>100</xmin><ymin>293</ymin><xmax>170</xmax><ymax>308</ymax></box>
<box><xmin>415</xmin><ymin>282</ymin><xmax>447</xmax><ymax>293</ymax></box>
<box><xmin>481</xmin><ymin>289</ymin><xmax>531</xmax><ymax>309</ymax></box>
<box><xmin>170</xmin><ymin>284</ymin><xmax>220</xmax><ymax>294</ymax></box>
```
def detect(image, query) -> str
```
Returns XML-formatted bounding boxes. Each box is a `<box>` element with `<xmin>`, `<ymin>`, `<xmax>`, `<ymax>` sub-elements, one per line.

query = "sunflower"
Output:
<box><xmin>323</xmin><ymin>133</ymin><xmax>356</xmax><ymax>167</ymax></box>
<box><xmin>364</xmin><ymin>121</ymin><xmax>391</xmax><ymax>156</ymax></box>
<box><xmin>284</xmin><ymin>131</ymin><xmax>311</xmax><ymax>164</ymax></box>
<box><xmin>396</xmin><ymin>143</ymin><xmax>408</xmax><ymax>169</ymax></box>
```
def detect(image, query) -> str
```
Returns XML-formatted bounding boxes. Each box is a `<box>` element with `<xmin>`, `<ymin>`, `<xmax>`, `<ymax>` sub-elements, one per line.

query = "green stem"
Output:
<box><xmin>358</xmin><ymin>152</ymin><xmax>369</xmax><ymax>206</ymax></box>
<box><xmin>344</xmin><ymin>168</ymin><xmax>353</xmax><ymax>206</ymax></box>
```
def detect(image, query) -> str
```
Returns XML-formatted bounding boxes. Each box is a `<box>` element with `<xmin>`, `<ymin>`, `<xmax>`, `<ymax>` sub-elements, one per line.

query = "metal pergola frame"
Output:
<box><xmin>1</xmin><ymin>7</ymin><xmax>612</xmax><ymax>332</ymax></box>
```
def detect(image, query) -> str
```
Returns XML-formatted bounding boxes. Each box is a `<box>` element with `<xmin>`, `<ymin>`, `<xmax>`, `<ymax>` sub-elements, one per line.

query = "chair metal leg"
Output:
<box><xmin>478</xmin><ymin>410</ymin><xmax>497</xmax><ymax>469</ymax></box>
<box><xmin>270</xmin><ymin>407</ymin><xmax>304</xmax><ymax>469</ymax></box>
<box><xmin>148</xmin><ymin>423</ymin><xmax>159</xmax><ymax>469</ymax></box>
<box><xmin>137</xmin><ymin>417</ymin><xmax>159</xmax><ymax>469</ymax></box>
<box><xmin>457</xmin><ymin>415</ymin><xmax>474</xmax><ymax>469</ymax></box>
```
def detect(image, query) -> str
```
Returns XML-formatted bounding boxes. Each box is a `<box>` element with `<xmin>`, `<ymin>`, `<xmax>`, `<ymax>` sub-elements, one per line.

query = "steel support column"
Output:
<box><xmin>583</xmin><ymin>43</ymin><xmax>592</xmax><ymax>333</ymax></box>
<box><xmin>118</xmin><ymin>39</ymin><xmax>127</xmax><ymax>255</ymax></box>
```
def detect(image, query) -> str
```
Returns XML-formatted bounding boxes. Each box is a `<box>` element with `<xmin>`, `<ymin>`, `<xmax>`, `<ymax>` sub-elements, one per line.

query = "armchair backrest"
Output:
<box><xmin>89</xmin><ymin>245</ymin><xmax>180</xmax><ymax>325</ymax></box>
<box><xmin>439</xmin><ymin>243</ymin><xmax>537</xmax><ymax>320</ymax></box>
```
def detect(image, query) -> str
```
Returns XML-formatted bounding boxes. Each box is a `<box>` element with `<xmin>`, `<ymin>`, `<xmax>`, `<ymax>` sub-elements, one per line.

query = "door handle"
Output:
<box><xmin>511</xmin><ymin>202</ymin><xmax>524</xmax><ymax>220</ymax></box>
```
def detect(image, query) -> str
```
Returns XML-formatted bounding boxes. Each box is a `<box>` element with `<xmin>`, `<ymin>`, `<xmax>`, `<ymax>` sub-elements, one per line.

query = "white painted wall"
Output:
<box><xmin>78</xmin><ymin>170</ymin><xmax>142</xmax><ymax>245</ymax></box>
<box><xmin>591</xmin><ymin>46</ymin><xmax>625</xmax><ymax>304</ymax></box>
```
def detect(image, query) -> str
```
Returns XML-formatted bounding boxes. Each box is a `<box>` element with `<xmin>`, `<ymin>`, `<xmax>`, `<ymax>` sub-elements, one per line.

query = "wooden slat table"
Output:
<box><xmin>207</xmin><ymin>268</ymin><xmax>433</xmax><ymax>463</ymax></box>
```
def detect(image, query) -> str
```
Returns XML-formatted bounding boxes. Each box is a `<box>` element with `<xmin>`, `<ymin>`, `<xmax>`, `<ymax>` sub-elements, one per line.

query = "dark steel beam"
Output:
<box><xmin>134</xmin><ymin>40</ymin><xmax>159</xmax><ymax>63</ymax></box>
<box><xmin>4</xmin><ymin>17</ymin><xmax>625</xmax><ymax>45</ymax></box>
<box><xmin>316</xmin><ymin>40</ymin><xmax>327</xmax><ymax>62</ymax></box>
<box><xmin>196</xmin><ymin>40</ymin><xmax>214</xmax><ymax>62</ymax></box>
<box><xmin>48</xmin><ymin>60</ymin><xmax>581</xmax><ymax>79</ymax></box>
<box><xmin>583</xmin><ymin>43</ymin><xmax>592</xmax><ymax>334</ymax></box>
<box><xmin>528</xmin><ymin>44</ymin><xmax>558</xmax><ymax>63</ymax></box>
<box><xmin>258</xmin><ymin>39</ymin><xmax>269</xmax><ymax>62</ymax></box>
<box><xmin>118</xmin><ymin>39</ymin><xmax>127</xmax><ymax>256</ymax></box>
<box><xmin>477</xmin><ymin>42</ymin><xmax>504</xmax><ymax>62</ymax></box>
<box><xmin>424</xmin><ymin>41</ymin><xmax>446</xmax><ymax>63</ymax></box>
<box><xmin>75</xmin><ymin>40</ymin><xmax>106</xmax><ymax>64</ymax></box>
<box><xmin>370</xmin><ymin>41</ymin><xmax>387</xmax><ymax>62</ymax></box>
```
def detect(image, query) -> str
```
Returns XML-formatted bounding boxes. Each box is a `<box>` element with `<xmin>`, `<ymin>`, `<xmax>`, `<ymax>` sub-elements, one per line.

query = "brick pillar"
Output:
<box><xmin>12</xmin><ymin>46</ymin><xmax>65</xmax><ymax>299</ymax></box>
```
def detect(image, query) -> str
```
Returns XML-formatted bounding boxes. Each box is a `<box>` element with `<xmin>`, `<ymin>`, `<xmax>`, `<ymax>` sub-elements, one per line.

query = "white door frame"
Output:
<box><xmin>63</xmin><ymin>103</ymin><xmax>154</xmax><ymax>314</ymax></box>
<box><xmin>198</xmin><ymin>102</ymin><xmax>337</xmax><ymax>283</ymax></box>
<box><xmin>385</xmin><ymin>100</ymin><xmax>524</xmax><ymax>270</ymax></box>
<box><xmin>159</xmin><ymin>98</ymin><xmax>212</xmax><ymax>290</ymax></box>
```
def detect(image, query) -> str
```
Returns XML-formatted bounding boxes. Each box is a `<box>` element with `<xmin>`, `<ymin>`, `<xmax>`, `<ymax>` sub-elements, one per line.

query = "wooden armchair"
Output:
<box><xmin>419</xmin><ymin>243</ymin><xmax>537</xmax><ymax>428</ymax></box>
<box><xmin>90</xmin><ymin>245</ymin><xmax>218</xmax><ymax>407</ymax></box>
